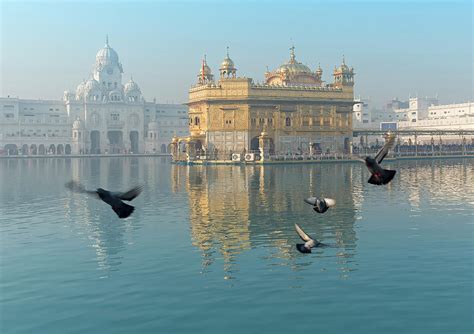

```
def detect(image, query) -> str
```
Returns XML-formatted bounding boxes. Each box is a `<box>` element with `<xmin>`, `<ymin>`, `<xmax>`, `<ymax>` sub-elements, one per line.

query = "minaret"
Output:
<box><xmin>197</xmin><ymin>55</ymin><xmax>214</xmax><ymax>84</ymax></box>
<box><xmin>219</xmin><ymin>47</ymin><xmax>237</xmax><ymax>79</ymax></box>
<box><xmin>333</xmin><ymin>55</ymin><xmax>354</xmax><ymax>88</ymax></box>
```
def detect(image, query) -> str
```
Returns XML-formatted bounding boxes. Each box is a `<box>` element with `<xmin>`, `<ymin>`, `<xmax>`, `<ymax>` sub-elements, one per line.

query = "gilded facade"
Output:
<box><xmin>172</xmin><ymin>47</ymin><xmax>355</xmax><ymax>161</ymax></box>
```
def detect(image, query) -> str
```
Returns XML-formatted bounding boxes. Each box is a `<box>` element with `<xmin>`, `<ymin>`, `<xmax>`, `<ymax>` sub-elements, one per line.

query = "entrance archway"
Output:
<box><xmin>107</xmin><ymin>131</ymin><xmax>123</xmax><ymax>154</ymax></box>
<box><xmin>21</xmin><ymin>144</ymin><xmax>29</xmax><ymax>155</ymax></box>
<box><xmin>312</xmin><ymin>143</ymin><xmax>322</xmax><ymax>155</ymax></box>
<box><xmin>57</xmin><ymin>144</ymin><xmax>64</xmax><ymax>155</ymax></box>
<box><xmin>91</xmin><ymin>131</ymin><xmax>101</xmax><ymax>154</ymax></box>
<box><xmin>4</xmin><ymin>144</ymin><xmax>18</xmax><ymax>155</ymax></box>
<box><xmin>161</xmin><ymin>144</ymin><xmax>167</xmax><ymax>153</ymax></box>
<box><xmin>250</xmin><ymin>136</ymin><xmax>259</xmax><ymax>151</ymax></box>
<box><xmin>30</xmin><ymin>144</ymin><xmax>37</xmax><ymax>155</ymax></box>
<box><xmin>344</xmin><ymin>137</ymin><xmax>350</xmax><ymax>153</ymax></box>
<box><xmin>65</xmin><ymin>144</ymin><xmax>71</xmax><ymax>155</ymax></box>
<box><xmin>48</xmin><ymin>144</ymin><xmax>56</xmax><ymax>154</ymax></box>
<box><xmin>38</xmin><ymin>144</ymin><xmax>46</xmax><ymax>155</ymax></box>
<box><xmin>130</xmin><ymin>131</ymin><xmax>139</xmax><ymax>153</ymax></box>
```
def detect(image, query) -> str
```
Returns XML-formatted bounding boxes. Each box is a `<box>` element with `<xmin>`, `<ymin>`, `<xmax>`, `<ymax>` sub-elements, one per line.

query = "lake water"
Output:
<box><xmin>0</xmin><ymin>157</ymin><xmax>473</xmax><ymax>333</ymax></box>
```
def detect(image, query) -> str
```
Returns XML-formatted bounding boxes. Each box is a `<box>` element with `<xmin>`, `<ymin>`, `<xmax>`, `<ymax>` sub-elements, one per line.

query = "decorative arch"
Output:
<box><xmin>4</xmin><ymin>144</ymin><xmax>18</xmax><ymax>155</ymax></box>
<box><xmin>129</xmin><ymin>131</ymin><xmax>139</xmax><ymax>153</ymax></box>
<box><xmin>22</xmin><ymin>144</ymin><xmax>29</xmax><ymax>155</ymax></box>
<box><xmin>30</xmin><ymin>144</ymin><xmax>37</xmax><ymax>155</ymax></box>
<box><xmin>65</xmin><ymin>144</ymin><xmax>71</xmax><ymax>155</ymax></box>
<box><xmin>250</xmin><ymin>136</ymin><xmax>260</xmax><ymax>151</ymax></box>
<box><xmin>38</xmin><ymin>144</ymin><xmax>46</xmax><ymax>155</ymax></box>
<box><xmin>57</xmin><ymin>144</ymin><xmax>64</xmax><ymax>155</ymax></box>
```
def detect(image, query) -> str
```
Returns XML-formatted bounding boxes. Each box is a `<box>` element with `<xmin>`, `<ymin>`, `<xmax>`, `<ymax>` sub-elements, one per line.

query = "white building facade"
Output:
<box><xmin>0</xmin><ymin>38</ymin><xmax>188</xmax><ymax>155</ymax></box>
<box><xmin>353</xmin><ymin>96</ymin><xmax>473</xmax><ymax>144</ymax></box>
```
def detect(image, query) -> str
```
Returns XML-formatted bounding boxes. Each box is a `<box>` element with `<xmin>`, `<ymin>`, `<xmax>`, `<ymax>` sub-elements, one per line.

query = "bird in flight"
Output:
<box><xmin>65</xmin><ymin>181</ymin><xmax>143</xmax><ymax>218</ymax></box>
<box><xmin>295</xmin><ymin>223</ymin><xmax>326</xmax><ymax>253</ymax></box>
<box><xmin>357</xmin><ymin>132</ymin><xmax>397</xmax><ymax>185</ymax></box>
<box><xmin>303</xmin><ymin>197</ymin><xmax>336</xmax><ymax>213</ymax></box>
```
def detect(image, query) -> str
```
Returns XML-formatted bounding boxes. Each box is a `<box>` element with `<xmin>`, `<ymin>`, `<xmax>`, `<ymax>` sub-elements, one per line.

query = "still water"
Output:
<box><xmin>0</xmin><ymin>157</ymin><xmax>472</xmax><ymax>333</ymax></box>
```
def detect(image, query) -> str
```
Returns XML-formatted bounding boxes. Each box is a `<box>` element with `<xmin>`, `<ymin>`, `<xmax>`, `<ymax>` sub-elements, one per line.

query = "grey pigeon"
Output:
<box><xmin>303</xmin><ymin>197</ymin><xmax>336</xmax><ymax>213</ymax></box>
<box><xmin>295</xmin><ymin>223</ymin><xmax>325</xmax><ymax>253</ymax></box>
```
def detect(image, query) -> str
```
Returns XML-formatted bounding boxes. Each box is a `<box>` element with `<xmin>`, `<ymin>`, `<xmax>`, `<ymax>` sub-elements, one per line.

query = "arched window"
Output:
<box><xmin>285</xmin><ymin>117</ymin><xmax>291</xmax><ymax>127</ymax></box>
<box><xmin>194</xmin><ymin>117</ymin><xmax>200</xmax><ymax>125</ymax></box>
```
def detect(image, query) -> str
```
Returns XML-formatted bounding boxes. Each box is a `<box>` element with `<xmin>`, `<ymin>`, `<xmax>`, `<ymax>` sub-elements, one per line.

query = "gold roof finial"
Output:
<box><xmin>289</xmin><ymin>45</ymin><xmax>296</xmax><ymax>63</ymax></box>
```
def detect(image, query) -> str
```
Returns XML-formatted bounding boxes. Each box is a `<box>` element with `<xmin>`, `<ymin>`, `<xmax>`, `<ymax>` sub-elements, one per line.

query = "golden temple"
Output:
<box><xmin>171</xmin><ymin>46</ymin><xmax>355</xmax><ymax>162</ymax></box>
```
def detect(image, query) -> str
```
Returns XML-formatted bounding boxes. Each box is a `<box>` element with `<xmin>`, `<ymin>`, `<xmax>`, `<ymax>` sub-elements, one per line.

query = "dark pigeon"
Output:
<box><xmin>65</xmin><ymin>181</ymin><xmax>142</xmax><ymax>218</ymax></box>
<box><xmin>358</xmin><ymin>132</ymin><xmax>397</xmax><ymax>185</ymax></box>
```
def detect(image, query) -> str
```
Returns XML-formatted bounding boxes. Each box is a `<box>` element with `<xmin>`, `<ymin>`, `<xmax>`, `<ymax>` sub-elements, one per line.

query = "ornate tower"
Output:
<box><xmin>93</xmin><ymin>35</ymin><xmax>124</xmax><ymax>100</ymax></box>
<box><xmin>197</xmin><ymin>55</ymin><xmax>214</xmax><ymax>84</ymax></box>
<box><xmin>333</xmin><ymin>56</ymin><xmax>355</xmax><ymax>88</ymax></box>
<box><xmin>219</xmin><ymin>47</ymin><xmax>237</xmax><ymax>79</ymax></box>
<box><xmin>71</xmin><ymin>117</ymin><xmax>86</xmax><ymax>154</ymax></box>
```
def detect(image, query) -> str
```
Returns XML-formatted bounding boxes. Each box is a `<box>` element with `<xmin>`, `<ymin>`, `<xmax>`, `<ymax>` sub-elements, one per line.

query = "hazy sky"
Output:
<box><xmin>1</xmin><ymin>0</ymin><xmax>472</xmax><ymax>107</ymax></box>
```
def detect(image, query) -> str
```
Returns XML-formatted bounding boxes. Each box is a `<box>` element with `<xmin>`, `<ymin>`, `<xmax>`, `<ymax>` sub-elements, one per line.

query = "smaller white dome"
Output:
<box><xmin>84</xmin><ymin>78</ymin><xmax>101</xmax><ymax>92</ymax></box>
<box><xmin>124</xmin><ymin>77</ymin><xmax>141</xmax><ymax>95</ymax></box>
<box><xmin>75</xmin><ymin>80</ymin><xmax>86</xmax><ymax>100</ymax></box>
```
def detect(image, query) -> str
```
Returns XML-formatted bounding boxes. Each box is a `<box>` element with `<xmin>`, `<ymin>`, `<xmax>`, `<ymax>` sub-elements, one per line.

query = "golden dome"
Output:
<box><xmin>276</xmin><ymin>46</ymin><xmax>312</xmax><ymax>74</ymax></box>
<box><xmin>220</xmin><ymin>47</ymin><xmax>236</xmax><ymax>70</ymax></box>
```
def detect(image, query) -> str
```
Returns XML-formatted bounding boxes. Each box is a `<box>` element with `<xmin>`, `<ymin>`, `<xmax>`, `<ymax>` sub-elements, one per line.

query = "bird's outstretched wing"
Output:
<box><xmin>374</xmin><ymin>132</ymin><xmax>396</xmax><ymax>164</ymax></box>
<box><xmin>295</xmin><ymin>223</ymin><xmax>314</xmax><ymax>243</ymax></box>
<box><xmin>114</xmin><ymin>186</ymin><xmax>143</xmax><ymax>201</ymax></box>
<box><xmin>303</xmin><ymin>197</ymin><xmax>317</xmax><ymax>206</ymax></box>
<box><xmin>65</xmin><ymin>180</ymin><xmax>99</xmax><ymax>198</ymax></box>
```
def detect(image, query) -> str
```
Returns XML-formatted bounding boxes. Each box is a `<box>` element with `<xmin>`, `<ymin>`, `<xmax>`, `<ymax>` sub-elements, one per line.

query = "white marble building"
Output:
<box><xmin>0</xmin><ymin>37</ymin><xmax>188</xmax><ymax>155</ymax></box>
<box><xmin>353</xmin><ymin>96</ymin><xmax>473</xmax><ymax>144</ymax></box>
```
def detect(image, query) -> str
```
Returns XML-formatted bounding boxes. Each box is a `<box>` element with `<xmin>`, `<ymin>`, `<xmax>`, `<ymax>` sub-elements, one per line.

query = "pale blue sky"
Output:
<box><xmin>1</xmin><ymin>0</ymin><xmax>472</xmax><ymax>107</ymax></box>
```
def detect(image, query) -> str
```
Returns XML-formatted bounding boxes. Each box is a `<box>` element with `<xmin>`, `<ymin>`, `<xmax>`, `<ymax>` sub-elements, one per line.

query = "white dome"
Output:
<box><xmin>124</xmin><ymin>78</ymin><xmax>141</xmax><ymax>95</ymax></box>
<box><xmin>95</xmin><ymin>38</ymin><xmax>119</xmax><ymax>65</ymax></box>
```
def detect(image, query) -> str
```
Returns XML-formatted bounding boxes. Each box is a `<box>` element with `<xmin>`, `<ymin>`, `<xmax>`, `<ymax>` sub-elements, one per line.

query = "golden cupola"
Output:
<box><xmin>197</xmin><ymin>55</ymin><xmax>214</xmax><ymax>84</ymax></box>
<box><xmin>333</xmin><ymin>56</ymin><xmax>355</xmax><ymax>88</ymax></box>
<box><xmin>219</xmin><ymin>47</ymin><xmax>237</xmax><ymax>79</ymax></box>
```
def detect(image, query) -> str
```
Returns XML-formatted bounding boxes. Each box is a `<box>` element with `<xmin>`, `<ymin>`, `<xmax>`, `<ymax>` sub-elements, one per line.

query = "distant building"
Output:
<box><xmin>0</xmin><ymin>37</ymin><xmax>188</xmax><ymax>155</ymax></box>
<box><xmin>171</xmin><ymin>47</ymin><xmax>355</xmax><ymax>161</ymax></box>
<box><xmin>353</xmin><ymin>96</ymin><xmax>473</xmax><ymax>144</ymax></box>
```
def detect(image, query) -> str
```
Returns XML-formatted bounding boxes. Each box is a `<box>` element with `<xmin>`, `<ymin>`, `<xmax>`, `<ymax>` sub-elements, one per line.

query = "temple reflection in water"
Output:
<box><xmin>3</xmin><ymin>156</ymin><xmax>470</xmax><ymax>279</ymax></box>
<box><xmin>172</xmin><ymin>162</ymin><xmax>360</xmax><ymax>278</ymax></box>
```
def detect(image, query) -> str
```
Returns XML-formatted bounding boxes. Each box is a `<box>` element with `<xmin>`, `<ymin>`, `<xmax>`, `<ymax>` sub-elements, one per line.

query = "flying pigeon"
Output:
<box><xmin>295</xmin><ymin>223</ymin><xmax>325</xmax><ymax>253</ymax></box>
<box><xmin>303</xmin><ymin>197</ymin><xmax>336</xmax><ymax>213</ymax></box>
<box><xmin>65</xmin><ymin>180</ymin><xmax>142</xmax><ymax>218</ymax></box>
<box><xmin>357</xmin><ymin>132</ymin><xmax>397</xmax><ymax>185</ymax></box>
